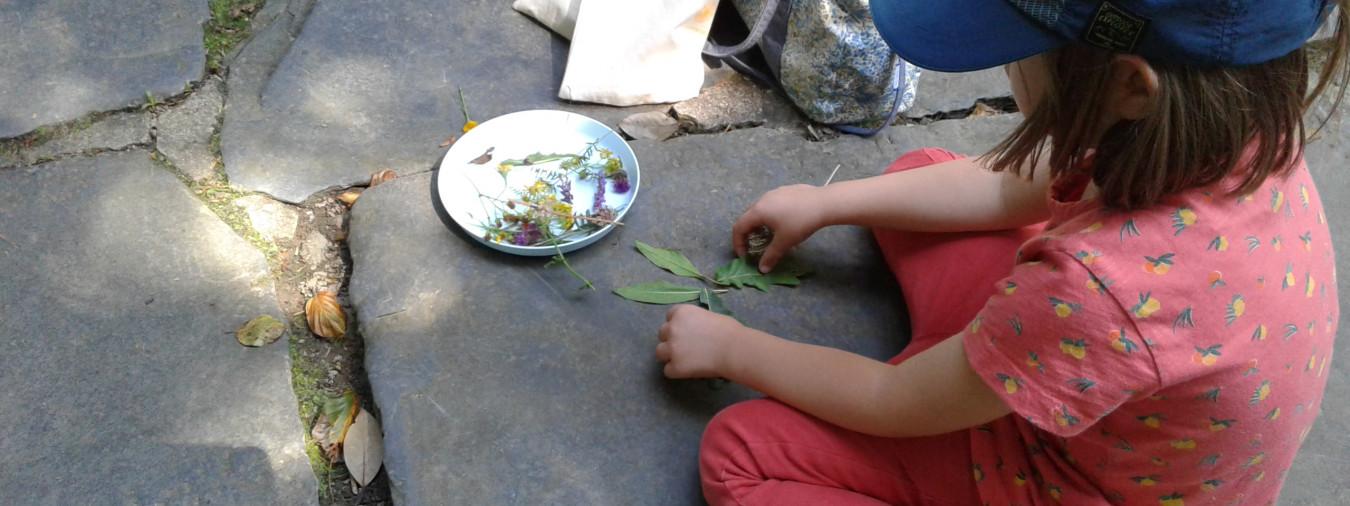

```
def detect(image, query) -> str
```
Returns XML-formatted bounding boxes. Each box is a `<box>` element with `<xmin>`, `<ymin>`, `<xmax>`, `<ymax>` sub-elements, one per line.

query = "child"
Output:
<box><xmin>653</xmin><ymin>0</ymin><xmax>1345</xmax><ymax>504</ymax></box>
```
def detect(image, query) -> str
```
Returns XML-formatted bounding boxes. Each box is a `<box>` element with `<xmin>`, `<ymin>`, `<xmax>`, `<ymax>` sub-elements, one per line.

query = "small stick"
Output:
<box><xmin>478</xmin><ymin>194</ymin><xmax>624</xmax><ymax>227</ymax></box>
<box><xmin>823</xmin><ymin>164</ymin><xmax>842</xmax><ymax>186</ymax></box>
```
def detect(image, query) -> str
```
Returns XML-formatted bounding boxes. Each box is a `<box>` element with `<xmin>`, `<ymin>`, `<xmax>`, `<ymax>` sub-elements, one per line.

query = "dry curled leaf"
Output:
<box><xmin>305</xmin><ymin>291</ymin><xmax>347</xmax><ymax>339</ymax></box>
<box><xmin>439</xmin><ymin>135</ymin><xmax>456</xmax><ymax>147</ymax></box>
<box><xmin>236</xmin><ymin>315</ymin><xmax>285</xmax><ymax>347</ymax></box>
<box><xmin>370</xmin><ymin>169</ymin><xmax>397</xmax><ymax>187</ymax></box>
<box><xmin>469</xmin><ymin>146</ymin><xmax>494</xmax><ymax>165</ymax></box>
<box><xmin>344</xmin><ymin>409</ymin><xmax>384</xmax><ymax>487</ymax></box>
<box><xmin>313</xmin><ymin>390</ymin><xmax>359</xmax><ymax>463</ymax></box>
<box><xmin>336</xmin><ymin>190</ymin><xmax>361</xmax><ymax>207</ymax></box>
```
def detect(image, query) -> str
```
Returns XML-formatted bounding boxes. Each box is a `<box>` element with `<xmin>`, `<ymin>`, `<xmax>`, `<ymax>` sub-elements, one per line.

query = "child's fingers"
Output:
<box><xmin>663</xmin><ymin>362</ymin><xmax>680</xmax><ymax>379</ymax></box>
<box><xmin>659</xmin><ymin>321</ymin><xmax>671</xmax><ymax>341</ymax></box>
<box><xmin>730</xmin><ymin>211</ymin><xmax>762</xmax><ymax>257</ymax></box>
<box><xmin>655</xmin><ymin>342</ymin><xmax>671</xmax><ymax>362</ymax></box>
<box><xmin>758</xmin><ymin>242</ymin><xmax>785</xmax><ymax>273</ymax></box>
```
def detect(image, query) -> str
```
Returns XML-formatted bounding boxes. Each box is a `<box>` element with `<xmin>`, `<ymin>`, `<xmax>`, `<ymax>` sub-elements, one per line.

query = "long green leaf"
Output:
<box><xmin>635</xmin><ymin>241</ymin><xmax>703</xmax><ymax>279</ymax></box>
<box><xmin>714</xmin><ymin>256</ymin><xmax>807</xmax><ymax>291</ymax></box>
<box><xmin>699</xmin><ymin>287</ymin><xmax>733</xmax><ymax>317</ymax></box>
<box><xmin>614</xmin><ymin>282</ymin><xmax>701</xmax><ymax>304</ymax></box>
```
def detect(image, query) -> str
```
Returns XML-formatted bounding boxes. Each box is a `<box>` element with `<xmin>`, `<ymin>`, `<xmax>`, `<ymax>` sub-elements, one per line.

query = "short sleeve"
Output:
<box><xmin>963</xmin><ymin>250</ymin><xmax>1161</xmax><ymax>437</ymax></box>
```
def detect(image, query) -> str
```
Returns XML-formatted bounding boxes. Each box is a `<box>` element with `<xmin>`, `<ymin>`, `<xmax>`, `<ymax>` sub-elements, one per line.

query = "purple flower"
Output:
<box><xmin>592</xmin><ymin>174</ymin><xmax>607</xmax><ymax>211</ymax></box>
<box><xmin>560</xmin><ymin>180</ymin><xmax>573</xmax><ymax>203</ymax></box>
<box><xmin>612</xmin><ymin>172</ymin><xmax>630</xmax><ymax>194</ymax></box>
<box><xmin>512</xmin><ymin>222</ymin><xmax>542</xmax><ymax>246</ymax></box>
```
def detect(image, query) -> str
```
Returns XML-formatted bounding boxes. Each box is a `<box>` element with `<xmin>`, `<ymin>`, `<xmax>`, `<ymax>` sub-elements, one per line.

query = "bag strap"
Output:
<box><xmin>703</xmin><ymin>0</ymin><xmax>782</xmax><ymax>58</ymax></box>
<box><xmin>833</xmin><ymin>59</ymin><xmax>907</xmax><ymax>138</ymax></box>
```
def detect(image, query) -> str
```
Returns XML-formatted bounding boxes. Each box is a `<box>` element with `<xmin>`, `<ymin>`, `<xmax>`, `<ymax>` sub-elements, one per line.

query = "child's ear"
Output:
<box><xmin>1107</xmin><ymin>54</ymin><xmax>1161</xmax><ymax>120</ymax></box>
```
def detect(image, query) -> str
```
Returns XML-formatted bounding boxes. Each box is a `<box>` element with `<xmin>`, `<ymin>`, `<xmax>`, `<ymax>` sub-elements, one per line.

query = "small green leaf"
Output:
<box><xmin>315</xmin><ymin>389</ymin><xmax>359</xmax><ymax>463</ymax></box>
<box><xmin>236</xmin><ymin>315</ymin><xmax>285</xmax><ymax>347</ymax></box>
<box><xmin>714</xmin><ymin>256</ymin><xmax>806</xmax><ymax>292</ymax></box>
<box><xmin>635</xmin><ymin>241</ymin><xmax>703</xmax><ymax>279</ymax></box>
<box><xmin>699</xmin><ymin>287</ymin><xmax>733</xmax><ymax>317</ymax></box>
<box><xmin>614</xmin><ymin>282</ymin><xmax>701</xmax><ymax>304</ymax></box>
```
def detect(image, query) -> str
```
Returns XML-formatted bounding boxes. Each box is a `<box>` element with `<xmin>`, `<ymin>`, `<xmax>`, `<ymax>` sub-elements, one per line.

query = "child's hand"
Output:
<box><xmin>655</xmin><ymin>304</ymin><xmax>744</xmax><ymax>379</ymax></box>
<box><xmin>732</xmin><ymin>184</ymin><xmax>829</xmax><ymax>272</ymax></box>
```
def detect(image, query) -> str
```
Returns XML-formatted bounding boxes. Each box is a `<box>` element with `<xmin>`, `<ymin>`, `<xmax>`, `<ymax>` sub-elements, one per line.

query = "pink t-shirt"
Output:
<box><xmin>964</xmin><ymin>159</ymin><xmax>1338</xmax><ymax>505</ymax></box>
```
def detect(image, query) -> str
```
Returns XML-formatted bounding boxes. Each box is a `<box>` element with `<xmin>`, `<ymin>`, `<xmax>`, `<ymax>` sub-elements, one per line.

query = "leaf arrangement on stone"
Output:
<box><xmin>614</xmin><ymin>241</ymin><xmax>811</xmax><ymax>316</ymax></box>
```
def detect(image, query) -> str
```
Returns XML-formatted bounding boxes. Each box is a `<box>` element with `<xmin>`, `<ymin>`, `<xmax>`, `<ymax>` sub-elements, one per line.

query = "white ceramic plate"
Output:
<box><xmin>436</xmin><ymin>110</ymin><xmax>640</xmax><ymax>256</ymax></box>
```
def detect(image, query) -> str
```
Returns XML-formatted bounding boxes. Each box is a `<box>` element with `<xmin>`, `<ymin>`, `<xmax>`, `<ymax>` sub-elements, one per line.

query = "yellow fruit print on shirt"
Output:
<box><xmin>1054</xmin><ymin>404</ymin><xmax>1080</xmax><ymax>427</ymax></box>
<box><xmin>1026</xmin><ymin>351</ymin><xmax>1045</xmax><ymax>373</ymax></box>
<box><xmin>1266</xmin><ymin>407</ymin><xmax>1281</xmax><ymax>420</ymax></box>
<box><xmin>1225</xmin><ymin>295</ymin><xmax>1246</xmax><ymax>326</ymax></box>
<box><xmin>1121</xmin><ymin>219</ymin><xmax>1142</xmax><ymax>241</ymax></box>
<box><xmin>1283</xmin><ymin>263</ymin><xmax>1296</xmax><ymax>291</ymax></box>
<box><xmin>1300</xmin><ymin>231</ymin><xmax>1313</xmax><ymax>251</ymax></box>
<box><xmin>996</xmin><ymin>373</ymin><xmax>1021</xmax><ymax>394</ymax></box>
<box><xmin>1251</xmin><ymin>380</ymin><xmax>1271</xmax><ymax>405</ymax></box>
<box><xmin>1151</xmin><ymin>456</ymin><xmax>1168</xmax><ymax>467</ymax></box>
<box><xmin>1209</xmin><ymin>417</ymin><xmax>1235</xmax><ymax>431</ymax></box>
<box><xmin>1049</xmin><ymin>297</ymin><xmax>1081</xmax><ymax>318</ymax></box>
<box><xmin>1300</xmin><ymin>184</ymin><xmax>1311</xmax><ymax>208</ymax></box>
<box><xmin>1170</xmin><ymin>439</ymin><xmax>1198</xmax><ymax>451</ymax></box>
<box><xmin>1306</xmin><ymin>274</ymin><xmax>1316</xmax><ymax>298</ymax></box>
<box><xmin>1003</xmin><ymin>281</ymin><xmax>1018</xmax><ymax>295</ymax></box>
<box><xmin>1172</xmin><ymin>207</ymin><xmax>1197</xmax><ymax>235</ymax></box>
<box><xmin>1048</xmin><ymin>484</ymin><xmax>1063</xmax><ymax>502</ymax></box>
<box><xmin>1207</xmin><ymin>236</ymin><xmax>1230</xmax><ymax>251</ymax></box>
<box><xmin>1207</xmin><ymin>271</ymin><xmax>1226</xmax><ymax>288</ymax></box>
<box><xmin>1192</xmin><ymin>345</ymin><xmax>1222</xmax><ymax>366</ymax></box>
<box><xmin>1244</xmin><ymin>452</ymin><xmax>1265</xmax><ymax>468</ymax></box>
<box><xmin>1133</xmin><ymin>475</ymin><xmax>1160</xmax><ymax>486</ymax></box>
<box><xmin>1080</xmin><ymin>221</ymin><xmax>1104</xmax><ymax>234</ymax></box>
<box><xmin>1252</xmin><ymin>324</ymin><xmax>1268</xmax><ymax>341</ymax></box>
<box><xmin>1144</xmin><ymin>253</ymin><xmax>1175</xmax><ymax>275</ymax></box>
<box><xmin>1013</xmin><ymin>470</ymin><xmax>1028</xmax><ymax>486</ymax></box>
<box><xmin>1139</xmin><ymin>413</ymin><xmax>1165</xmax><ymax>429</ymax></box>
<box><xmin>1075</xmin><ymin>250</ymin><xmax>1102</xmax><ymax>265</ymax></box>
<box><xmin>1133</xmin><ymin>292</ymin><xmax>1162</xmax><ymax>318</ymax></box>
<box><xmin>1272</xmin><ymin>236</ymin><xmax>1284</xmax><ymax>252</ymax></box>
<box><xmin>1086</xmin><ymin>273</ymin><xmax>1112</xmax><ymax>294</ymax></box>
<box><xmin>1059</xmin><ymin>338</ymin><xmax>1088</xmax><ymax>360</ymax></box>
<box><xmin>1109</xmin><ymin>328</ymin><xmax>1139</xmax><ymax>353</ymax></box>
<box><xmin>973</xmin><ymin>464</ymin><xmax>984</xmax><ymax>483</ymax></box>
<box><xmin>1271</xmin><ymin>187</ymin><xmax>1286</xmax><ymax>213</ymax></box>
<box><xmin>1160</xmin><ymin>492</ymin><xmax>1185</xmax><ymax>506</ymax></box>
<box><xmin>1200</xmin><ymin>479</ymin><xmax>1222</xmax><ymax>492</ymax></box>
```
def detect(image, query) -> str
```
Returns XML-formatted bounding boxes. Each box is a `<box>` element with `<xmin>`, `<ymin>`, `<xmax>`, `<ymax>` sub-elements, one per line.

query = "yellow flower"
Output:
<box><xmin>462</xmin><ymin>120</ymin><xmax>479</xmax><ymax>133</ymax></box>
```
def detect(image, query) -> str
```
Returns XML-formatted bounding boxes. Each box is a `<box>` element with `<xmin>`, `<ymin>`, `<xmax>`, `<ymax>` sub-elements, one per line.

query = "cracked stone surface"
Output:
<box><xmin>0</xmin><ymin>1</ymin><xmax>207</xmax><ymax>138</ymax></box>
<box><xmin>0</xmin><ymin>151</ymin><xmax>317</xmax><ymax>504</ymax></box>
<box><xmin>16</xmin><ymin>111</ymin><xmax>152</xmax><ymax>165</ymax></box>
<box><xmin>906</xmin><ymin>68</ymin><xmax>1011</xmax><ymax>118</ymax></box>
<box><xmin>235</xmin><ymin>194</ymin><xmax>301</xmax><ymax>243</ymax></box>
<box><xmin>672</xmin><ymin>72</ymin><xmax>799</xmax><ymax>132</ymax></box>
<box><xmin>157</xmin><ymin>79</ymin><xmax>226</xmax><ymax>181</ymax></box>
<box><xmin>345</xmin><ymin>116</ymin><xmax>1022</xmax><ymax>503</ymax></box>
<box><xmin>221</xmin><ymin>0</ymin><xmax>671</xmax><ymax>203</ymax></box>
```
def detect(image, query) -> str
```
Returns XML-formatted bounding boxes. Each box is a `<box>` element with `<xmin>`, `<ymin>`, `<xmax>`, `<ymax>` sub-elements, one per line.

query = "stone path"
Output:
<box><xmin>0</xmin><ymin>152</ymin><xmax>315</xmax><ymax>504</ymax></box>
<box><xmin>0</xmin><ymin>0</ymin><xmax>1347</xmax><ymax>505</ymax></box>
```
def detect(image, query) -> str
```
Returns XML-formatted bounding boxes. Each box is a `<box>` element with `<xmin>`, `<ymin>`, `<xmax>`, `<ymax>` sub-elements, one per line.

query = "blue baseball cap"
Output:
<box><xmin>871</xmin><ymin>0</ymin><xmax>1331</xmax><ymax>72</ymax></box>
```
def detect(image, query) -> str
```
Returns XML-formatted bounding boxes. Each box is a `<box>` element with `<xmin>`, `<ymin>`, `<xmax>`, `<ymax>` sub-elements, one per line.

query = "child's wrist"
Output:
<box><xmin>719</xmin><ymin>324</ymin><xmax>771</xmax><ymax>384</ymax></box>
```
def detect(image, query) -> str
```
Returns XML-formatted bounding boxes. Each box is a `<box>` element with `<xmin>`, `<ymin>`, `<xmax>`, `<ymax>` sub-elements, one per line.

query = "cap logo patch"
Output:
<box><xmin>1084</xmin><ymin>1</ymin><xmax>1148</xmax><ymax>52</ymax></box>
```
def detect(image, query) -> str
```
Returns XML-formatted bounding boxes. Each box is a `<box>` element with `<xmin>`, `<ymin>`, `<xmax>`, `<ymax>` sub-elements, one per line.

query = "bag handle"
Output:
<box><xmin>833</xmin><ymin>59</ymin><xmax>907</xmax><ymax>138</ymax></box>
<box><xmin>703</xmin><ymin>0</ymin><xmax>782</xmax><ymax>58</ymax></box>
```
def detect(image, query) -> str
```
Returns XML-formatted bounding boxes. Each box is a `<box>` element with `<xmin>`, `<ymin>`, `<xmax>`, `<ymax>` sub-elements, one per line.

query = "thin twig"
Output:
<box><xmin>823</xmin><ymin>164</ymin><xmax>842</xmax><ymax>186</ymax></box>
<box><xmin>457</xmin><ymin>88</ymin><xmax>471</xmax><ymax>123</ymax></box>
<box><xmin>478</xmin><ymin>193</ymin><xmax>624</xmax><ymax>226</ymax></box>
<box><xmin>550</xmin><ymin>243</ymin><xmax>595</xmax><ymax>290</ymax></box>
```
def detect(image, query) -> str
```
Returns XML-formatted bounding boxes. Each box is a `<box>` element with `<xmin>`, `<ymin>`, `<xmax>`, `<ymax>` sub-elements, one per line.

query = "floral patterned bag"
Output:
<box><xmin>705</xmin><ymin>0</ymin><xmax>920</xmax><ymax>135</ymax></box>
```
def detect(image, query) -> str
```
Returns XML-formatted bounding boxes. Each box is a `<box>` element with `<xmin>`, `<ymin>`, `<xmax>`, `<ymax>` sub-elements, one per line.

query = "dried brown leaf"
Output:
<box><xmin>344</xmin><ymin>409</ymin><xmax>384</xmax><ymax>487</ymax></box>
<box><xmin>314</xmin><ymin>390</ymin><xmax>359</xmax><ymax>464</ymax></box>
<box><xmin>370</xmin><ymin>169</ymin><xmax>397</xmax><ymax>187</ymax></box>
<box><xmin>305</xmin><ymin>291</ymin><xmax>347</xmax><ymax>339</ymax></box>
<box><xmin>469</xmin><ymin>147</ymin><xmax>494</xmax><ymax>165</ymax></box>
<box><xmin>336</xmin><ymin>190</ymin><xmax>361</xmax><ymax>207</ymax></box>
<box><xmin>439</xmin><ymin>135</ymin><xmax>456</xmax><ymax>147</ymax></box>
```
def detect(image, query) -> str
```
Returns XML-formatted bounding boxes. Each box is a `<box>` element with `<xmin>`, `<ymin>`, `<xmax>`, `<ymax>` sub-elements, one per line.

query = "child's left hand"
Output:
<box><xmin>655</xmin><ymin>304</ymin><xmax>746</xmax><ymax>379</ymax></box>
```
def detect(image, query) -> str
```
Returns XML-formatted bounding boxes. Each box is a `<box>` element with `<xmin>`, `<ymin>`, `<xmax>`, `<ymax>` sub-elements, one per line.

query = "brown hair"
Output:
<box><xmin>983</xmin><ymin>2</ymin><xmax>1350</xmax><ymax>210</ymax></box>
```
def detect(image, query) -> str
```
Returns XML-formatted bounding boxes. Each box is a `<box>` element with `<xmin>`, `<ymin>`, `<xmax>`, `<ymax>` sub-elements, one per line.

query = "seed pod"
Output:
<box><xmin>746</xmin><ymin>226</ymin><xmax>773</xmax><ymax>262</ymax></box>
<box><xmin>336</xmin><ymin>190</ymin><xmax>361</xmax><ymax>207</ymax></box>
<box><xmin>305</xmin><ymin>291</ymin><xmax>347</xmax><ymax>339</ymax></box>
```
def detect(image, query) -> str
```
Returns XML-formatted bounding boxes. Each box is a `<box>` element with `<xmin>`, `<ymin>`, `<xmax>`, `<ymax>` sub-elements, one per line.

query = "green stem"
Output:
<box><xmin>458</xmin><ymin>88</ymin><xmax>471</xmax><ymax>122</ymax></box>
<box><xmin>550</xmin><ymin>243</ymin><xmax>595</xmax><ymax>290</ymax></box>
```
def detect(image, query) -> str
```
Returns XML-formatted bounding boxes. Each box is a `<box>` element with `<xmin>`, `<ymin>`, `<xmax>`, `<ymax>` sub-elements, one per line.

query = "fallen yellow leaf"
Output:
<box><xmin>305</xmin><ymin>291</ymin><xmax>347</xmax><ymax>339</ymax></box>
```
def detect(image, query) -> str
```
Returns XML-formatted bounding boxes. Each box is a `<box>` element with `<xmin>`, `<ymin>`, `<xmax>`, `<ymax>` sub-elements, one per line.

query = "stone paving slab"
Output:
<box><xmin>222</xmin><ymin>0</ymin><xmax>668</xmax><ymax>203</ymax></box>
<box><xmin>0</xmin><ymin>152</ymin><xmax>316</xmax><ymax>504</ymax></box>
<box><xmin>347</xmin><ymin>116</ymin><xmax>1022</xmax><ymax>504</ymax></box>
<box><xmin>907</xmin><ymin>68</ymin><xmax>1011</xmax><ymax>118</ymax></box>
<box><xmin>0</xmin><ymin>1</ymin><xmax>207</xmax><ymax>138</ymax></box>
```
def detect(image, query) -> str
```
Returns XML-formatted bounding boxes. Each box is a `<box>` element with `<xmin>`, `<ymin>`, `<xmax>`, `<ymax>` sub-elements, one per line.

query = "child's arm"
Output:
<box><xmin>734</xmin><ymin>155</ymin><xmax>1053</xmax><ymax>271</ymax></box>
<box><xmin>656</xmin><ymin>305</ymin><xmax>1010</xmax><ymax>438</ymax></box>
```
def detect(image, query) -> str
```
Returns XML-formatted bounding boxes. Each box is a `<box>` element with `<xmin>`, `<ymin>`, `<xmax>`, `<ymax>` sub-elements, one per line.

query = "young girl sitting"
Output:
<box><xmin>653</xmin><ymin>0</ymin><xmax>1345</xmax><ymax>504</ymax></box>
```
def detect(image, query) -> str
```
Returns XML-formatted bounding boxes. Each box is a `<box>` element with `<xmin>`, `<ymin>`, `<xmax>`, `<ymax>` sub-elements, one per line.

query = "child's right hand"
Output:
<box><xmin>732</xmin><ymin>184</ymin><xmax>830</xmax><ymax>273</ymax></box>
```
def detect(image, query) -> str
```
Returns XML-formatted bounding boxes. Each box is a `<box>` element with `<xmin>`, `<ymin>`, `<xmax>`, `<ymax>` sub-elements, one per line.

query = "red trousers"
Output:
<box><xmin>699</xmin><ymin>148</ymin><xmax>1044</xmax><ymax>505</ymax></box>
